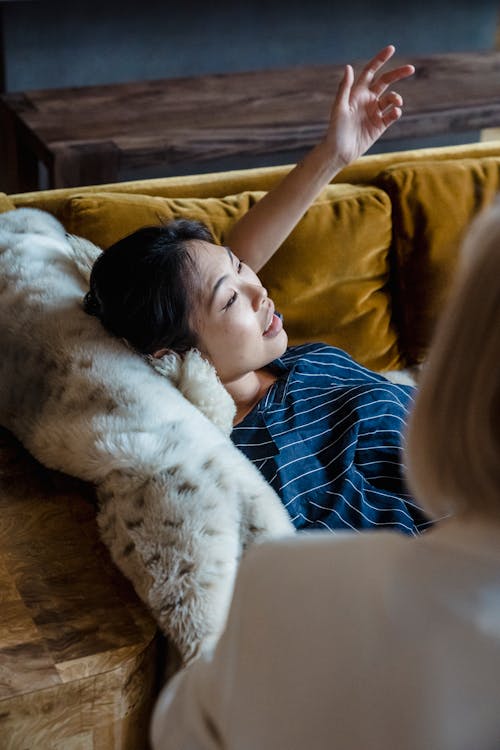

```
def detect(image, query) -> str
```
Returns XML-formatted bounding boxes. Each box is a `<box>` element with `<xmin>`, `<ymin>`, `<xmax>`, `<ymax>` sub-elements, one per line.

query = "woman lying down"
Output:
<box><xmin>84</xmin><ymin>45</ymin><xmax>430</xmax><ymax>536</ymax></box>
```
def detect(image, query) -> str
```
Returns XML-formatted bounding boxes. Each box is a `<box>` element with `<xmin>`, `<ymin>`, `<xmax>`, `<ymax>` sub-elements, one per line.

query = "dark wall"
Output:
<box><xmin>3</xmin><ymin>0</ymin><xmax>498</xmax><ymax>91</ymax></box>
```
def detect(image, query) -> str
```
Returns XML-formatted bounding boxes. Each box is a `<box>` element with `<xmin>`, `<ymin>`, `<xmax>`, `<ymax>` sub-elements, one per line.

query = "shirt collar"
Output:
<box><xmin>261</xmin><ymin>355</ymin><xmax>293</xmax><ymax>408</ymax></box>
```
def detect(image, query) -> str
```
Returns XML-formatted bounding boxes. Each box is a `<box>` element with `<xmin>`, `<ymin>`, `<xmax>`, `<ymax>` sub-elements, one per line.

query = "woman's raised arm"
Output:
<box><xmin>227</xmin><ymin>45</ymin><xmax>414</xmax><ymax>272</ymax></box>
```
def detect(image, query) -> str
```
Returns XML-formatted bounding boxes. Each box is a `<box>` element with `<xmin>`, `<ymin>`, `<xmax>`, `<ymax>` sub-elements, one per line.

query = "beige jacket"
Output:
<box><xmin>151</xmin><ymin>519</ymin><xmax>500</xmax><ymax>750</ymax></box>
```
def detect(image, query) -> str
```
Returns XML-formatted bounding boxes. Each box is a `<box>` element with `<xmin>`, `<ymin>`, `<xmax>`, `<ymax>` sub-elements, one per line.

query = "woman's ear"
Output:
<box><xmin>153</xmin><ymin>347</ymin><xmax>171</xmax><ymax>359</ymax></box>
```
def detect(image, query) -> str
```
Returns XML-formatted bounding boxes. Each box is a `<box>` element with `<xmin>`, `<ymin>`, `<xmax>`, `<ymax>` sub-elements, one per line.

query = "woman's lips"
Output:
<box><xmin>263</xmin><ymin>312</ymin><xmax>283</xmax><ymax>338</ymax></box>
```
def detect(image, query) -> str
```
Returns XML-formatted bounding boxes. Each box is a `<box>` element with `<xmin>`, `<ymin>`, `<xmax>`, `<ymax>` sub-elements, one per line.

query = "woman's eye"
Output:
<box><xmin>224</xmin><ymin>292</ymin><xmax>238</xmax><ymax>310</ymax></box>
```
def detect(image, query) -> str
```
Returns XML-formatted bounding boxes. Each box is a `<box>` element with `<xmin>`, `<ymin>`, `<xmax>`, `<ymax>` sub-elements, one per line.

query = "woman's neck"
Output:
<box><xmin>224</xmin><ymin>368</ymin><xmax>278</xmax><ymax>425</ymax></box>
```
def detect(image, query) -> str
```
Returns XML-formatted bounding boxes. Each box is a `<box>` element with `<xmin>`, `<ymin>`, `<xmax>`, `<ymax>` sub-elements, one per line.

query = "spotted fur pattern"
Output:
<box><xmin>0</xmin><ymin>208</ymin><xmax>294</xmax><ymax>663</ymax></box>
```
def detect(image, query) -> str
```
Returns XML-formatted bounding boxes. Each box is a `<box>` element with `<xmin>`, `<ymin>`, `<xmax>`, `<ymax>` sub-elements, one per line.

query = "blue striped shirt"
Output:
<box><xmin>231</xmin><ymin>343</ymin><xmax>430</xmax><ymax>536</ymax></box>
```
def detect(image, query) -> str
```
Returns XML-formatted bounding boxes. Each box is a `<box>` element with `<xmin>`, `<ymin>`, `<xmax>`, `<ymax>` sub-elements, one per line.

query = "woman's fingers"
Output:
<box><xmin>370</xmin><ymin>64</ymin><xmax>415</xmax><ymax>98</ymax></box>
<box><xmin>358</xmin><ymin>44</ymin><xmax>396</xmax><ymax>85</ymax></box>
<box><xmin>380</xmin><ymin>105</ymin><xmax>402</xmax><ymax>128</ymax></box>
<box><xmin>335</xmin><ymin>64</ymin><xmax>354</xmax><ymax>109</ymax></box>
<box><xmin>373</xmin><ymin>92</ymin><xmax>404</xmax><ymax>128</ymax></box>
<box><xmin>353</xmin><ymin>44</ymin><xmax>414</xmax><ymax>102</ymax></box>
<box><xmin>378</xmin><ymin>91</ymin><xmax>403</xmax><ymax>111</ymax></box>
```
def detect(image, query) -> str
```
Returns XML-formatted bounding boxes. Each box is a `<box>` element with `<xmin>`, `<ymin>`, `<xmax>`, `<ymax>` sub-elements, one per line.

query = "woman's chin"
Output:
<box><xmin>274</xmin><ymin>327</ymin><xmax>288</xmax><ymax>357</ymax></box>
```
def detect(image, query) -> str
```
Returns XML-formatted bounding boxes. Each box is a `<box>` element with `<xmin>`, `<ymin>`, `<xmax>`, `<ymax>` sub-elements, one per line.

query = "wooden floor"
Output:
<box><xmin>0</xmin><ymin>427</ymin><xmax>160</xmax><ymax>749</ymax></box>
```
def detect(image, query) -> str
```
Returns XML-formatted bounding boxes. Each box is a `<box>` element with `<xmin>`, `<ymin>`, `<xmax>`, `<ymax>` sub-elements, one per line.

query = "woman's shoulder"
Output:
<box><xmin>243</xmin><ymin>530</ymin><xmax>407</xmax><ymax>574</ymax></box>
<box><xmin>280</xmin><ymin>343</ymin><xmax>415</xmax><ymax>397</ymax></box>
<box><xmin>280</xmin><ymin>342</ymin><xmax>353</xmax><ymax>367</ymax></box>
<box><xmin>237</xmin><ymin>531</ymin><xmax>413</xmax><ymax>613</ymax></box>
<box><xmin>280</xmin><ymin>342</ymin><xmax>385</xmax><ymax>381</ymax></box>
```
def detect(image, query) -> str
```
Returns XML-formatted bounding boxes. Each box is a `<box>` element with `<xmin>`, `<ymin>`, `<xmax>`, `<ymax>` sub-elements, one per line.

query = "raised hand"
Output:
<box><xmin>226</xmin><ymin>45</ymin><xmax>414</xmax><ymax>272</ymax></box>
<box><xmin>326</xmin><ymin>45</ymin><xmax>414</xmax><ymax>167</ymax></box>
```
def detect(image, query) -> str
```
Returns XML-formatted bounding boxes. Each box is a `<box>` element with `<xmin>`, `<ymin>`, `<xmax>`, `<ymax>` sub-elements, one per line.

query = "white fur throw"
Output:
<box><xmin>0</xmin><ymin>208</ymin><xmax>294</xmax><ymax>663</ymax></box>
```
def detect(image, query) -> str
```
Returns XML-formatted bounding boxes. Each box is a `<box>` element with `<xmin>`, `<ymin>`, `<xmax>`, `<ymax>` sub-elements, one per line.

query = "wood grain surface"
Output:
<box><xmin>0</xmin><ymin>427</ymin><xmax>160</xmax><ymax>749</ymax></box>
<box><xmin>2</xmin><ymin>50</ymin><xmax>500</xmax><ymax>190</ymax></box>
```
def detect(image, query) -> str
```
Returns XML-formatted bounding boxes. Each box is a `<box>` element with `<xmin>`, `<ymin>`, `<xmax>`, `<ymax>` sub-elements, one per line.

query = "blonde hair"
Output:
<box><xmin>405</xmin><ymin>202</ymin><xmax>500</xmax><ymax>519</ymax></box>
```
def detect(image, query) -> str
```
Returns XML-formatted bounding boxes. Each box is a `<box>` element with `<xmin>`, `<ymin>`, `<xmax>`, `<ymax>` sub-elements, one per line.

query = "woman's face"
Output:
<box><xmin>189</xmin><ymin>240</ymin><xmax>288</xmax><ymax>384</ymax></box>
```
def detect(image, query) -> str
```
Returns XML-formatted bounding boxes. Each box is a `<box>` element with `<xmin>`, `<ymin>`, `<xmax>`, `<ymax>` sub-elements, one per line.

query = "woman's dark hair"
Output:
<box><xmin>83</xmin><ymin>219</ymin><xmax>214</xmax><ymax>354</ymax></box>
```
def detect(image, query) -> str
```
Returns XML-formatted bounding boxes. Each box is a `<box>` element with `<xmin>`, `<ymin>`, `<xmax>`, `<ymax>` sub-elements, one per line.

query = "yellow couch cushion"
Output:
<box><xmin>64</xmin><ymin>191</ymin><xmax>259</xmax><ymax>248</ymax></box>
<box><xmin>376</xmin><ymin>156</ymin><xmax>500</xmax><ymax>363</ymax></box>
<box><xmin>257</xmin><ymin>186</ymin><xmax>398</xmax><ymax>370</ymax></box>
<box><xmin>63</xmin><ymin>186</ymin><xmax>400</xmax><ymax>371</ymax></box>
<box><xmin>0</xmin><ymin>193</ymin><xmax>15</xmax><ymax>213</ymax></box>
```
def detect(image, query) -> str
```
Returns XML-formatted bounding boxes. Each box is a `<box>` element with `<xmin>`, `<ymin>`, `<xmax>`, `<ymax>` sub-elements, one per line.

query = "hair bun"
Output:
<box><xmin>83</xmin><ymin>289</ymin><xmax>101</xmax><ymax>317</ymax></box>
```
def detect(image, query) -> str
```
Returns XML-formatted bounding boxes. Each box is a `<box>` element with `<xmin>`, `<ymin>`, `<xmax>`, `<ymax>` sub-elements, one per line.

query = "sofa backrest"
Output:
<box><xmin>5</xmin><ymin>140</ymin><xmax>500</xmax><ymax>368</ymax></box>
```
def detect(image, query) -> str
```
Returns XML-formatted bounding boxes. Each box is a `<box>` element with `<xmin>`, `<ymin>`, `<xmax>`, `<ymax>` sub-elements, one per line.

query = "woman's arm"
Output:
<box><xmin>227</xmin><ymin>45</ymin><xmax>414</xmax><ymax>272</ymax></box>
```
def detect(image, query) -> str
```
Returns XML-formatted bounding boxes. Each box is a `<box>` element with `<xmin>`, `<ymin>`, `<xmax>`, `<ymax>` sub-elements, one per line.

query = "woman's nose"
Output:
<box><xmin>249</xmin><ymin>283</ymin><xmax>267</xmax><ymax>311</ymax></box>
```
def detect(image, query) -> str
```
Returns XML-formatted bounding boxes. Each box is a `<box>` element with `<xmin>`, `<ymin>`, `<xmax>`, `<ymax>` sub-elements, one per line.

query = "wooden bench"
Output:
<box><xmin>2</xmin><ymin>50</ymin><xmax>500</xmax><ymax>192</ymax></box>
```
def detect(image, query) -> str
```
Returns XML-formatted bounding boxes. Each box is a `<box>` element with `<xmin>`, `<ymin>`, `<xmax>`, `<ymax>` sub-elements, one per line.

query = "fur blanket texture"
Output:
<box><xmin>0</xmin><ymin>208</ymin><xmax>294</xmax><ymax>664</ymax></box>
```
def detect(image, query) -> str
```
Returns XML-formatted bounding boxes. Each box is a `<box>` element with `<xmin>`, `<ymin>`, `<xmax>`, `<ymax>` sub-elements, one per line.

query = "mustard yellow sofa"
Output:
<box><xmin>2</xmin><ymin>140</ymin><xmax>500</xmax><ymax>749</ymax></box>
